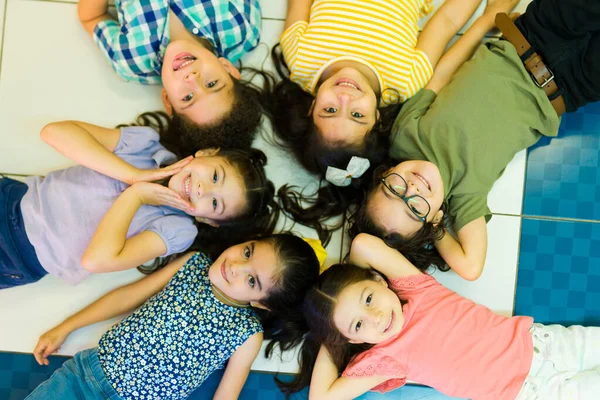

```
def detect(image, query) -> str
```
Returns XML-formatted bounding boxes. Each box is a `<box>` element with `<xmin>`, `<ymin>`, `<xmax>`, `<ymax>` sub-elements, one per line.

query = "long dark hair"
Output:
<box><xmin>265</xmin><ymin>44</ymin><xmax>401</xmax><ymax>244</ymax></box>
<box><xmin>122</xmin><ymin>68</ymin><xmax>276</xmax><ymax>156</ymax></box>
<box><xmin>349</xmin><ymin>165</ymin><xmax>448</xmax><ymax>272</ymax></box>
<box><xmin>254</xmin><ymin>234</ymin><xmax>321</xmax><ymax>359</ymax></box>
<box><xmin>279</xmin><ymin>264</ymin><xmax>377</xmax><ymax>395</ymax></box>
<box><xmin>120</xmin><ymin>112</ymin><xmax>279</xmax><ymax>270</ymax></box>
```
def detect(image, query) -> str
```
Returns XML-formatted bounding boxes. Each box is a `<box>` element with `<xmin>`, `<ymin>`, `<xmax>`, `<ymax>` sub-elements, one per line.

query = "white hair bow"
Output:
<box><xmin>325</xmin><ymin>156</ymin><xmax>371</xmax><ymax>187</ymax></box>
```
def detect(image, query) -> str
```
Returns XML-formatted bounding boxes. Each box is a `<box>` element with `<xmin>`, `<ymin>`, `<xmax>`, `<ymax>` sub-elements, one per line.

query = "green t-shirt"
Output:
<box><xmin>390</xmin><ymin>40</ymin><xmax>560</xmax><ymax>232</ymax></box>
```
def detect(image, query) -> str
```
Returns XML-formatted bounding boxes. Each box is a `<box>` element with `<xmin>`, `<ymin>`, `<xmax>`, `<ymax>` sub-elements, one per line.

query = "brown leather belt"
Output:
<box><xmin>495</xmin><ymin>13</ymin><xmax>566</xmax><ymax>116</ymax></box>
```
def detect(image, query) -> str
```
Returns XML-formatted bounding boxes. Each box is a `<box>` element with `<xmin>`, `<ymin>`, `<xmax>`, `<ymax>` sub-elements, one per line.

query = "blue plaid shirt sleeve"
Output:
<box><xmin>91</xmin><ymin>0</ymin><xmax>261</xmax><ymax>85</ymax></box>
<box><xmin>93</xmin><ymin>18</ymin><xmax>163</xmax><ymax>85</ymax></box>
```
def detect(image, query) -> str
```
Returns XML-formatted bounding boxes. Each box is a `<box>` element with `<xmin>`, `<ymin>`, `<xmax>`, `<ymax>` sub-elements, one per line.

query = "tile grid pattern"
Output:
<box><xmin>516</xmin><ymin>102</ymin><xmax>600</xmax><ymax>326</ymax></box>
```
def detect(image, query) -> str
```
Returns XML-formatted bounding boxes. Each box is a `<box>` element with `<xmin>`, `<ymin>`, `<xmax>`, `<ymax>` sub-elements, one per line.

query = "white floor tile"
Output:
<box><xmin>260</xmin><ymin>0</ymin><xmax>286</xmax><ymax>21</ymax></box>
<box><xmin>488</xmin><ymin>149</ymin><xmax>527</xmax><ymax>215</ymax></box>
<box><xmin>0</xmin><ymin>270</ymin><xmax>143</xmax><ymax>354</ymax></box>
<box><xmin>433</xmin><ymin>214</ymin><xmax>521</xmax><ymax>316</ymax></box>
<box><xmin>0</xmin><ymin>0</ymin><xmax>163</xmax><ymax>175</ymax></box>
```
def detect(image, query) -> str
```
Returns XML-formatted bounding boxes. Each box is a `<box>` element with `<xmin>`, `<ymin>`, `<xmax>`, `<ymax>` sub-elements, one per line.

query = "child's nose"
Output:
<box><xmin>184</xmin><ymin>71</ymin><xmax>199</xmax><ymax>82</ymax></box>
<box><xmin>405</xmin><ymin>181</ymin><xmax>420</xmax><ymax>196</ymax></box>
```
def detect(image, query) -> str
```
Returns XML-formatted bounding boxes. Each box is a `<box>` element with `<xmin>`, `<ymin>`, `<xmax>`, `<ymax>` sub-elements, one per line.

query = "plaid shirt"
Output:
<box><xmin>93</xmin><ymin>0</ymin><xmax>261</xmax><ymax>85</ymax></box>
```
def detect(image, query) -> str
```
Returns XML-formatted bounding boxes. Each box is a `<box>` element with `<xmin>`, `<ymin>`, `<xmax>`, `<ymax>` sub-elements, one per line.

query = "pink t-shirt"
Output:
<box><xmin>342</xmin><ymin>274</ymin><xmax>534</xmax><ymax>400</ymax></box>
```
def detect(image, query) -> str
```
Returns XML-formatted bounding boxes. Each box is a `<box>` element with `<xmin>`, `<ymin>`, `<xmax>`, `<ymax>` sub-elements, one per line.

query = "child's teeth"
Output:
<box><xmin>184</xmin><ymin>177</ymin><xmax>190</xmax><ymax>199</ymax></box>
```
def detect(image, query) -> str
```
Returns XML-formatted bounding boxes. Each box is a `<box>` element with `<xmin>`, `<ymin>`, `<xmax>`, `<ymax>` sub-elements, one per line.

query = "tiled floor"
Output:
<box><xmin>0</xmin><ymin>0</ymin><xmax>598</xmax><ymax>398</ymax></box>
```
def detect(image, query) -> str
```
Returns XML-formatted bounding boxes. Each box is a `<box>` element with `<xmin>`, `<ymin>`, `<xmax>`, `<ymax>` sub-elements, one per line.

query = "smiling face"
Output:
<box><xmin>167</xmin><ymin>150</ymin><xmax>246</xmax><ymax>225</ymax></box>
<box><xmin>333</xmin><ymin>276</ymin><xmax>404</xmax><ymax>344</ymax></box>
<box><xmin>208</xmin><ymin>240</ymin><xmax>279</xmax><ymax>305</ymax></box>
<box><xmin>161</xmin><ymin>40</ymin><xmax>240</xmax><ymax>126</ymax></box>
<box><xmin>366</xmin><ymin>160</ymin><xmax>445</xmax><ymax>237</ymax></box>
<box><xmin>313</xmin><ymin>68</ymin><xmax>379</xmax><ymax>147</ymax></box>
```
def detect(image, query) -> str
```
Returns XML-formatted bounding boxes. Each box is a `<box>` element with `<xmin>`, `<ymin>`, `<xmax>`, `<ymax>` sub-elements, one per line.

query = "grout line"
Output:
<box><xmin>521</xmin><ymin>214</ymin><xmax>600</xmax><ymax>224</ymax></box>
<box><xmin>492</xmin><ymin>211</ymin><xmax>600</xmax><ymax>224</ymax></box>
<box><xmin>0</xmin><ymin>172</ymin><xmax>34</xmax><ymax>177</ymax></box>
<box><xmin>0</xmin><ymin>0</ymin><xmax>7</xmax><ymax>86</ymax></box>
<box><xmin>511</xmin><ymin>216</ymin><xmax>523</xmax><ymax>316</ymax></box>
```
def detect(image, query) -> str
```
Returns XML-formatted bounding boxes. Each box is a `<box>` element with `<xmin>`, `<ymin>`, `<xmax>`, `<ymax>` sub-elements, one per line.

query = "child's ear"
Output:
<box><xmin>372</xmin><ymin>272</ymin><xmax>389</xmax><ymax>288</ymax></box>
<box><xmin>194</xmin><ymin>148</ymin><xmax>220</xmax><ymax>157</ymax></box>
<box><xmin>195</xmin><ymin>216</ymin><xmax>219</xmax><ymax>227</ymax></box>
<box><xmin>250</xmin><ymin>301</ymin><xmax>270</xmax><ymax>311</ymax></box>
<box><xmin>219</xmin><ymin>58</ymin><xmax>241</xmax><ymax>80</ymax></box>
<box><xmin>432</xmin><ymin>209</ymin><xmax>444</xmax><ymax>226</ymax></box>
<box><xmin>161</xmin><ymin>89</ymin><xmax>173</xmax><ymax>116</ymax></box>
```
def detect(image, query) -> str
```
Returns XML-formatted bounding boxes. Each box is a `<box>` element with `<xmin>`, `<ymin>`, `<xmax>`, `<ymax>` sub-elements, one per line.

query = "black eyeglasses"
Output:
<box><xmin>380</xmin><ymin>173</ymin><xmax>431</xmax><ymax>222</ymax></box>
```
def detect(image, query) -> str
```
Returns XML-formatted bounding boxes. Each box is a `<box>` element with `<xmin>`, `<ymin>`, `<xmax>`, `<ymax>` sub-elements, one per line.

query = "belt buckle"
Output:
<box><xmin>530</xmin><ymin>65</ymin><xmax>555</xmax><ymax>88</ymax></box>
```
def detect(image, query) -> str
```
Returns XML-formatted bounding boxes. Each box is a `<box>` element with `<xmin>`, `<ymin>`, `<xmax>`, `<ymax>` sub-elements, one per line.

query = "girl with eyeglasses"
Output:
<box><xmin>352</xmin><ymin>0</ymin><xmax>600</xmax><ymax>280</ymax></box>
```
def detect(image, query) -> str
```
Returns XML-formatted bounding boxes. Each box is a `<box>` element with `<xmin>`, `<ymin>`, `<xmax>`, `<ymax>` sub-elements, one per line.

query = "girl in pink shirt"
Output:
<box><xmin>282</xmin><ymin>234</ymin><xmax>600</xmax><ymax>400</ymax></box>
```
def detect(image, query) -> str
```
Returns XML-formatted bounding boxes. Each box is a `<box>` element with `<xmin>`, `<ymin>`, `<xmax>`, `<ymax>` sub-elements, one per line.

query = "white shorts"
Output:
<box><xmin>515</xmin><ymin>323</ymin><xmax>600</xmax><ymax>400</ymax></box>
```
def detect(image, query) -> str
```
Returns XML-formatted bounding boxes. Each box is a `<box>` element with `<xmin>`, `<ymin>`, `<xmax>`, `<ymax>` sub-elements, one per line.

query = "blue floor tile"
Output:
<box><xmin>515</xmin><ymin>218</ymin><xmax>600</xmax><ymax>326</ymax></box>
<box><xmin>0</xmin><ymin>352</ymin><xmax>459</xmax><ymax>400</ymax></box>
<box><xmin>523</xmin><ymin>102</ymin><xmax>600</xmax><ymax>220</ymax></box>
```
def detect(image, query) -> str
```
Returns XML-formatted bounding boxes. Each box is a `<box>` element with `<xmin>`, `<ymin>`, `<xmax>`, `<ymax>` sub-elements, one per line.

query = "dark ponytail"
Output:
<box><xmin>255</xmin><ymin>234</ymin><xmax>321</xmax><ymax>357</ymax></box>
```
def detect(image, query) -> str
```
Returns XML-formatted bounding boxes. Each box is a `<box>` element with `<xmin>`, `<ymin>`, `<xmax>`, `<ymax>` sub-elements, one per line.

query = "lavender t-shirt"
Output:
<box><xmin>20</xmin><ymin>126</ymin><xmax>198</xmax><ymax>285</ymax></box>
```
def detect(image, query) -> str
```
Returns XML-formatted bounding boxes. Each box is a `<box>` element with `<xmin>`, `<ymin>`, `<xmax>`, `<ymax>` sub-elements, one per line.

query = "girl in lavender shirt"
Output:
<box><xmin>0</xmin><ymin>118</ymin><xmax>276</xmax><ymax>289</ymax></box>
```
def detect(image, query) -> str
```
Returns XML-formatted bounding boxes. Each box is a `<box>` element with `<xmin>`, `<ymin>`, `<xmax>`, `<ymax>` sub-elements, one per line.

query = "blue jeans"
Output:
<box><xmin>26</xmin><ymin>348</ymin><xmax>122</xmax><ymax>400</ymax></box>
<box><xmin>515</xmin><ymin>0</ymin><xmax>600</xmax><ymax>112</ymax></box>
<box><xmin>0</xmin><ymin>177</ymin><xmax>46</xmax><ymax>289</ymax></box>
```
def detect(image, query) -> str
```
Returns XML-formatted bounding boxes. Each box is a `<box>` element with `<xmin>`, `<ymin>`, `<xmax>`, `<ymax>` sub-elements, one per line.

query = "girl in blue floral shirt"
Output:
<box><xmin>27</xmin><ymin>234</ymin><xmax>320</xmax><ymax>400</ymax></box>
<box><xmin>77</xmin><ymin>0</ymin><xmax>268</xmax><ymax>152</ymax></box>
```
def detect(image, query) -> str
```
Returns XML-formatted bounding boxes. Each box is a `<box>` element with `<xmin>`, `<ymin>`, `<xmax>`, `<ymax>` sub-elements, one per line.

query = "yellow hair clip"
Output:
<box><xmin>302</xmin><ymin>237</ymin><xmax>327</xmax><ymax>271</ymax></box>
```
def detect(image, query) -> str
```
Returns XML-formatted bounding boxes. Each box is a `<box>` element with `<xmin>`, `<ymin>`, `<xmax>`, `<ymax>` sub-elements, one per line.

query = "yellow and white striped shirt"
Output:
<box><xmin>281</xmin><ymin>0</ymin><xmax>434</xmax><ymax>105</ymax></box>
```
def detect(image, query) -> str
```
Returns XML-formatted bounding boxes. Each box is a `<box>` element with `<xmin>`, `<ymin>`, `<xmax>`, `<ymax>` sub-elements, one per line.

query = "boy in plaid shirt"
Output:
<box><xmin>78</xmin><ymin>0</ymin><xmax>265</xmax><ymax>152</ymax></box>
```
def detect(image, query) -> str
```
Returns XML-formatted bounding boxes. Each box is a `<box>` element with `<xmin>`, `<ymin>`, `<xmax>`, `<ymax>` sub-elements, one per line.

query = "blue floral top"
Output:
<box><xmin>97</xmin><ymin>252</ymin><xmax>263</xmax><ymax>400</ymax></box>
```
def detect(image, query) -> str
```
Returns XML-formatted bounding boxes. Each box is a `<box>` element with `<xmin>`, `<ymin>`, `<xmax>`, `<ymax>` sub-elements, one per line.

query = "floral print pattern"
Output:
<box><xmin>97</xmin><ymin>252</ymin><xmax>263</xmax><ymax>400</ymax></box>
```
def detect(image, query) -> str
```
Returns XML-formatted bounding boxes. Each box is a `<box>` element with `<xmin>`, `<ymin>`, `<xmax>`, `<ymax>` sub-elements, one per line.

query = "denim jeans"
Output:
<box><xmin>515</xmin><ymin>323</ymin><xmax>600</xmax><ymax>399</ymax></box>
<box><xmin>515</xmin><ymin>0</ymin><xmax>600</xmax><ymax>112</ymax></box>
<box><xmin>26</xmin><ymin>348</ymin><xmax>122</xmax><ymax>400</ymax></box>
<box><xmin>0</xmin><ymin>177</ymin><xmax>46</xmax><ymax>289</ymax></box>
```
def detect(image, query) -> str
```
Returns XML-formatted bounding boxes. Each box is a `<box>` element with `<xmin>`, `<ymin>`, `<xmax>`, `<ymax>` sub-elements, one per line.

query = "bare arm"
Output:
<box><xmin>416</xmin><ymin>0</ymin><xmax>483</xmax><ymax>68</ymax></box>
<box><xmin>425</xmin><ymin>0</ymin><xmax>519</xmax><ymax>94</ymax></box>
<box><xmin>213</xmin><ymin>333</ymin><xmax>263</xmax><ymax>400</ymax></box>
<box><xmin>41</xmin><ymin>121</ymin><xmax>192</xmax><ymax>185</ymax></box>
<box><xmin>81</xmin><ymin>182</ymin><xmax>193</xmax><ymax>273</ymax></box>
<box><xmin>434</xmin><ymin>217</ymin><xmax>488</xmax><ymax>281</ymax></box>
<box><xmin>308</xmin><ymin>346</ymin><xmax>389</xmax><ymax>400</ymax></box>
<box><xmin>285</xmin><ymin>0</ymin><xmax>313</xmax><ymax>30</ymax></box>
<box><xmin>78</xmin><ymin>0</ymin><xmax>115</xmax><ymax>36</ymax></box>
<box><xmin>349</xmin><ymin>234</ymin><xmax>422</xmax><ymax>281</ymax></box>
<box><xmin>33</xmin><ymin>252</ymin><xmax>194</xmax><ymax>365</ymax></box>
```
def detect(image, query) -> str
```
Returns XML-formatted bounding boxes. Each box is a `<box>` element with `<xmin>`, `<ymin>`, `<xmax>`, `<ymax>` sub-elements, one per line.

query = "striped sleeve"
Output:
<box><xmin>280</xmin><ymin>21</ymin><xmax>308</xmax><ymax>71</ymax></box>
<box><xmin>404</xmin><ymin>49</ymin><xmax>434</xmax><ymax>100</ymax></box>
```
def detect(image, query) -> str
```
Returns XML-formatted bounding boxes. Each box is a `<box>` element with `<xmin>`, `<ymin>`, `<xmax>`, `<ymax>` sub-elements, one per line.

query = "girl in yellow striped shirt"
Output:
<box><xmin>269</xmin><ymin>0</ymin><xmax>487</xmax><ymax>241</ymax></box>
